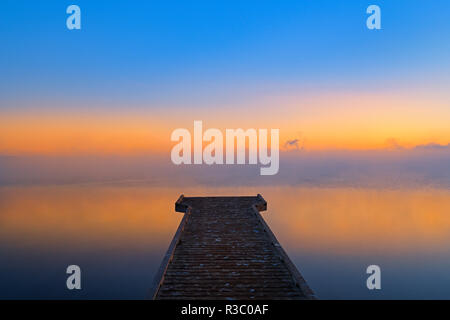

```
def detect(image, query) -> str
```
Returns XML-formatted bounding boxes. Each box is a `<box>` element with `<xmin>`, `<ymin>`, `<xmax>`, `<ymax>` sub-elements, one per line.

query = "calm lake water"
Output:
<box><xmin>1</xmin><ymin>185</ymin><xmax>450</xmax><ymax>299</ymax></box>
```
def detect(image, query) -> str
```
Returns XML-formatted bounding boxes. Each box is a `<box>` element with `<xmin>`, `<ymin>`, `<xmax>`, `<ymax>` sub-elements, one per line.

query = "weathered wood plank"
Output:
<box><xmin>150</xmin><ymin>195</ymin><xmax>316</xmax><ymax>300</ymax></box>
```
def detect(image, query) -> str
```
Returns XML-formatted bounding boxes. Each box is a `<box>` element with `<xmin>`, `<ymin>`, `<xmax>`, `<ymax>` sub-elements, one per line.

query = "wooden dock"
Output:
<box><xmin>150</xmin><ymin>195</ymin><xmax>316</xmax><ymax>300</ymax></box>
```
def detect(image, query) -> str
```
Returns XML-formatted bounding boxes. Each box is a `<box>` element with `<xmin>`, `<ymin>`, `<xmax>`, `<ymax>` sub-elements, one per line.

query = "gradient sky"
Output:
<box><xmin>1</xmin><ymin>0</ymin><xmax>449</xmax><ymax>154</ymax></box>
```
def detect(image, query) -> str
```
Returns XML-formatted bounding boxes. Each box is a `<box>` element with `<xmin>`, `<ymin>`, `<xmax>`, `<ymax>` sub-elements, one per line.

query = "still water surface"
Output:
<box><xmin>1</xmin><ymin>185</ymin><xmax>449</xmax><ymax>299</ymax></box>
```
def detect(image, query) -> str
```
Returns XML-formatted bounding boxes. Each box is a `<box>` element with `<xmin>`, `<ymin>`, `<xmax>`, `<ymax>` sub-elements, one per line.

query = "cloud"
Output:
<box><xmin>284</xmin><ymin>139</ymin><xmax>300</xmax><ymax>150</ymax></box>
<box><xmin>284</xmin><ymin>132</ymin><xmax>305</xmax><ymax>151</ymax></box>
<box><xmin>414</xmin><ymin>143</ymin><xmax>450</xmax><ymax>150</ymax></box>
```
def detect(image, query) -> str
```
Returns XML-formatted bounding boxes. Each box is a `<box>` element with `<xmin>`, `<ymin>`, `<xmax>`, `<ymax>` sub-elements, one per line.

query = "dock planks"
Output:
<box><xmin>150</xmin><ymin>195</ymin><xmax>316</xmax><ymax>300</ymax></box>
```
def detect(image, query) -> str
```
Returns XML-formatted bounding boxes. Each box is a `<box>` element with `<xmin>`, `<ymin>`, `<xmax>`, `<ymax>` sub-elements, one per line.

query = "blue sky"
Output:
<box><xmin>1</xmin><ymin>0</ymin><xmax>449</xmax><ymax>110</ymax></box>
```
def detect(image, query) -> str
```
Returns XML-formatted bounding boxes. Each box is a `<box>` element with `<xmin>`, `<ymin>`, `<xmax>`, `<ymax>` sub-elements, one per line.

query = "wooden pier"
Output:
<box><xmin>150</xmin><ymin>195</ymin><xmax>316</xmax><ymax>300</ymax></box>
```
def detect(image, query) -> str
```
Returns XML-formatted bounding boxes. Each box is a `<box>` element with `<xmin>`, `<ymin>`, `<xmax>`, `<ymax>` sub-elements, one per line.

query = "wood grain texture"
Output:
<box><xmin>151</xmin><ymin>195</ymin><xmax>316</xmax><ymax>300</ymax></box>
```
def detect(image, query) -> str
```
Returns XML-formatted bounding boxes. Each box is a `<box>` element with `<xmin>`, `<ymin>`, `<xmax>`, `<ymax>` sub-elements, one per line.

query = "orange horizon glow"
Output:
<box><xmin>1</xmin><ymin>93</ymin><xmax>449</xmax><ymax>155</ymax></box>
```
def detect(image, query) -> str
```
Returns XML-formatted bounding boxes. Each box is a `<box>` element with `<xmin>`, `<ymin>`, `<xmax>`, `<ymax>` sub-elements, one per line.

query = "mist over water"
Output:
<box><xmin>1</xmin><ymin>147</ymin><xmax>449</xmax><ymax>188</ymax></box>
<box><xmin>1</xmin><ymin>147</ymin><xmax>449</xmax><ymax>298</ymax></box>
<box><xmin>1</xmin><ymin>0</ymin><xmax>449</xmax><ymax>301</ymax></box>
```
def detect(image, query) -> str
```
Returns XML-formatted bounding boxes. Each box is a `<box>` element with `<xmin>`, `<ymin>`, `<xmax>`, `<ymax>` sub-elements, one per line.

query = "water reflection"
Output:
<box><xmin>0</xmin><ymin>185</ymin><xmax>449</xmax><ymax>299</ymax></box>
<box><xmin>264</xmin><ymin>187</ymin><xmax>450</xmax><ymax>253</ymax></box>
